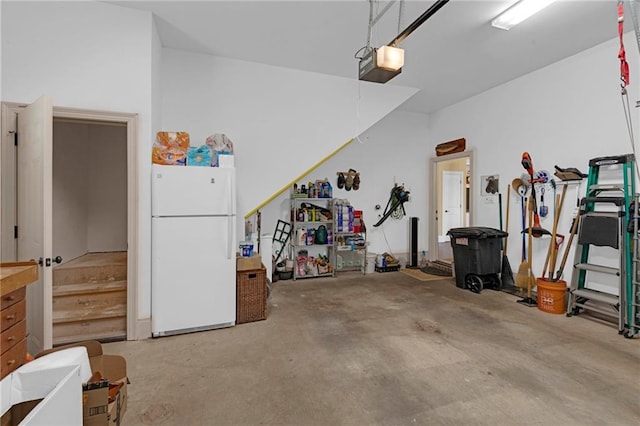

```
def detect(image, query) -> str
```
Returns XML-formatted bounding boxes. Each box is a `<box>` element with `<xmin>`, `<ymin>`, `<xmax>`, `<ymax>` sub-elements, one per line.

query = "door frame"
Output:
<box><xmin>428</xmin><ymin>149</ymin><xmax>475</xmax><ymax>262</ymax></box>
<box><xmin>1</xmin><ymin>102</ymin><xmax>139</xmax><ymax>342</ymax></box>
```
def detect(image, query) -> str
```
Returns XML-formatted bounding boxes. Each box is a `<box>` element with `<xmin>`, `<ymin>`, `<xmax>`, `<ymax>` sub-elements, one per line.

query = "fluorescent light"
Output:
<box><xmin>376</xmin><ymin>46</ymin><xmax>404</xmax><ymax>71</ymax></box>
<box><xmin>491</xmin><ymin>0</ymin><xmax>556</xmax><ymax>30</ymax></box>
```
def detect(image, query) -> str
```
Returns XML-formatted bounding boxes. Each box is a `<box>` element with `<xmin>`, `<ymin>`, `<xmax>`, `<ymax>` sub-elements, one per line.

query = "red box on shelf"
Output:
<box><xmin>354</xmin><ymin>210</ymin><xmax>363</xmax><ymax>233</ymax></box>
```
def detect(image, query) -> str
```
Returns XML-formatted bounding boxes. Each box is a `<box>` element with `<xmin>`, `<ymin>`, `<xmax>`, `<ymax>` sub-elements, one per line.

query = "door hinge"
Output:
<box><xmin>14</xmin><ymin>226</ymin><xmax>18</xmax><ymax>239</ymax></box>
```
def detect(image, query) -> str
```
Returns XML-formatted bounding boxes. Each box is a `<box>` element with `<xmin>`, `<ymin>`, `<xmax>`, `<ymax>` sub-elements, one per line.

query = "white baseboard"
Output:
<box><xmin>131</xmin><ymin>318</ymin><xmax>152</xmax><ymax>340</ymax></box>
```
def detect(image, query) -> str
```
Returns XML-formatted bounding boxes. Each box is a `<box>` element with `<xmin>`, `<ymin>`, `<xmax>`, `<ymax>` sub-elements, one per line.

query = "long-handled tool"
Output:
<box><xmin>547</xmin><ymin>184</ymin><xmax>568</xmax><ymax>279</ymax></box>
<box><xmin>517</xmin><ymin>197</ymin><xmax>537</xmax><ymax>306</ymax></box>
<box><xmin>501</xmin><ymin>187</ymin><xmax>515</xmax><ymax>288</ymax></box>
<box><xmin>554</xmin><ymin>211</ymin><xmax>581</xmax><ymax>281</ymax></box>
<box><xmin>516</xmin><ymin>197</ymin><xmax>533</xmax><ymax>291</ymax></box>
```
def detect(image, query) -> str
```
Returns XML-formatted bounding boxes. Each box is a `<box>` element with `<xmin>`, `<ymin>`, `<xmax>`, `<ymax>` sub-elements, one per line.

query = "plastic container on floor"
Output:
<box><xmin>447</xmin><ymin>227</ymin><xmax>507</xmax><ymax>290</ymax></box>
<box><xmin>536</xmin><ymin>278</ymin><xmax>567</xmax><ymax>314</ymax></box>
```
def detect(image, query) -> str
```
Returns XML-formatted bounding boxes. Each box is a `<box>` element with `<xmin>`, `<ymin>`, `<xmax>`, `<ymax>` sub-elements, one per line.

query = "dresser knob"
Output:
<box><xmin>7</xmin><ymin>359</ymin><xmax>16</xmax><ymax>366</ymax></box>
<box><xmin>7</xmin><ymin>336</ymin><xmax>14</xmax><ymax>341</ymax></box>
<box><xmin>6</xmin><ymin>314</ymin><xmax>16</xmax><ymax>321</ymax></box>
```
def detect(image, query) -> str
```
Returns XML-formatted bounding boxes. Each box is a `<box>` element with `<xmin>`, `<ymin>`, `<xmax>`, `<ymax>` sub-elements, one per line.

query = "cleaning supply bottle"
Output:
<box><xmin>325</xmin><ymin>178</ymin><xmax>332</xmax><ymax>198</ymax></box>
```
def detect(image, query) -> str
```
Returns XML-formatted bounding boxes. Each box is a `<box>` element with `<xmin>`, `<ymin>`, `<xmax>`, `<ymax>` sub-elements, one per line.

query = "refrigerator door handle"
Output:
<box><xmin>227</xmin><ymin>175</ymin><xmax>233</xmax><ymax>216</ymax></box>
<box><xmin>227</xmin><ymin>217</ymin><xmax>233</xmax><ymax>260</ymax></box>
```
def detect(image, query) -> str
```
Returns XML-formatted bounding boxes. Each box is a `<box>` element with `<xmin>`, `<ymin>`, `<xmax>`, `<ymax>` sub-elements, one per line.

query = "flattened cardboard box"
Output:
<box><xmin>37</xmin><ymin>341</ymin><xmax>128</xmax><ymax>426</ymax></box>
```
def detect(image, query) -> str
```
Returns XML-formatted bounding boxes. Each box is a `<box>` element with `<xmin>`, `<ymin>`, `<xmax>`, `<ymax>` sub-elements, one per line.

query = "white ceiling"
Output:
<box><xmin>110</xmin><ymin>0</ymin><xmax>623</xmax><ymax>114</ymax></box>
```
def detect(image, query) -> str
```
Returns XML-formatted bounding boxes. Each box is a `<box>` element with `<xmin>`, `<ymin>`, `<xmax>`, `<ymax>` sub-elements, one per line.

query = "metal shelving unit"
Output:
<box><xmin>333</xmin><ymin>199</ymin><xmax>366</xmax><ymax>275</ymax></box>
<box><xmin>290</xmin><ymin>196</ymin><xmax>335</xmax><ymax>280</ymax></box>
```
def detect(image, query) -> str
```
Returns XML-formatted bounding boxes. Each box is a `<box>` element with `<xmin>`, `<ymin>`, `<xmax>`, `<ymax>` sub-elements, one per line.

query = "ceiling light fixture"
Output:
<box><xmin>491</xmin><ymin>0</ymin><xmax>556</xmax><ymax>31</ymax></box>
<box><xmin>358</xmin><ymin>0</ymin><xmax>449</xmax><ymax>83</ymax></box>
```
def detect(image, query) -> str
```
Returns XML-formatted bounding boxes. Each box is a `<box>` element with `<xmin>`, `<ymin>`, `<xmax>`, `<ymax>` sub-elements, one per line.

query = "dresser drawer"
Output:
<box><xmin>1</xmin><ymin>287</ymin><xmax>25</xmax><ymax>310</ymax></box>
<box><xmin>1</xmin><ymin>337</ymin><xmax>26</xmax><ymax>378</ymax></box>
<box><xmin>1</xmin><ymin>319</ymin><xmax>26</xmax><ymax>355</ymax></box>
<box><xmin>1</xmin><ymin>298</ymin><xmax>26</xmax><ymax>332</ymax></box>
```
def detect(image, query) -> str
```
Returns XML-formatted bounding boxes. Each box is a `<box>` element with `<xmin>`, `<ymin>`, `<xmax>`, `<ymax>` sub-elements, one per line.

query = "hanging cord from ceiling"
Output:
<box><xmin>619</xmin><ymin>1</ymin><xmax>640</xmax><ymax>181</ymax></box>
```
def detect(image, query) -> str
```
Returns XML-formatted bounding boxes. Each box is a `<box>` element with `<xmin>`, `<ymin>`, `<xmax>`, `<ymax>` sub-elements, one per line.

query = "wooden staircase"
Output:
<box><xmin>52</xmin><ymin>252</ymin><xmax>127</xmax><ymax>345</ymax></box>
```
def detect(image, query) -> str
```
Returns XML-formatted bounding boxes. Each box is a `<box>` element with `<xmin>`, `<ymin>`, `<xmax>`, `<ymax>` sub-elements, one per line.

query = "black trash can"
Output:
<box><xmin>447</xmin><ymin>227</ymin><xmax>508</xmax><ymax>292</ymax></box>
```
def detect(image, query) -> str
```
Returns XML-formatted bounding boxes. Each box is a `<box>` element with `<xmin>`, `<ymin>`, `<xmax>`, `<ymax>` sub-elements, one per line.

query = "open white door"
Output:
<box><xmin>17</xmin><ymin>96</ymin><xmax>54</xmax><ymax>353</ymax></box>
<box><xmin>441</xmin><ymin>170</ymin><xmax>463</xmax><ymax>239</ymax></box>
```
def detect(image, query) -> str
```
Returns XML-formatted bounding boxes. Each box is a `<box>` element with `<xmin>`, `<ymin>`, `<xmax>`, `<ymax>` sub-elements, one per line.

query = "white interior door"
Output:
<box><xmin>17</xmin><ymin>95</ymin><xmax>54</xmax><ymax>353</ymax></box>
<box><xmin>441</xmin><ymin>171</ymin><xmax>463</xmax><ymax>239</ymax></box>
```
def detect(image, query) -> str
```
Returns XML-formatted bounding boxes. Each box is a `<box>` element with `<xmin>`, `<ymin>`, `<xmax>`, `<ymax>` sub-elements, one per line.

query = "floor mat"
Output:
<box><xmin>400</xmin><ymin>268</ymin><xmax>450</xmax><ymax>282</ymax></box>
<box><xmin>421</xmin><ymin>260</ymin><xmax>453</xmax><ymax>277</ymax></box>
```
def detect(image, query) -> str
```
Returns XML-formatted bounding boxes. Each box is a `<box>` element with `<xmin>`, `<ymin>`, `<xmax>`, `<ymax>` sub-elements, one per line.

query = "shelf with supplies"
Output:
<box><xmin>290</xmin><ymin>185</ymin><xmax>335</xmax><ymax>280</ymax></box>
<box><xmin>333</xmin><ymin>199</ymin><xmax>366</xmax><ymax>275</ymax></box>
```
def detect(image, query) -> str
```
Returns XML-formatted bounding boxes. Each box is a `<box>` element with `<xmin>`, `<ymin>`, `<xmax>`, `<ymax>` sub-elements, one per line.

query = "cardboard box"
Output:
<box><xmin>37</xmin><ymin>341</ymin><xmax>128</xmax><ymax>426</ymax></box>
<box><xmin>236</xmin><ymin>253</ymin><xmax>262</xmax><ymax>271</ymax></box>
<box><xmin>1</xmin><ymin>348</ymin><xmax>87</xmax><ymax>425</ymax></box>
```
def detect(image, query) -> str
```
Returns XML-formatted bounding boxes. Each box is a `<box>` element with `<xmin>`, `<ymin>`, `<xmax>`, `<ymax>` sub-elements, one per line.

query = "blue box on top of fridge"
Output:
<box><xmin>186</xmin><ymin>145</ymin><xmax>212</xmax><ymax>166</ymax></box>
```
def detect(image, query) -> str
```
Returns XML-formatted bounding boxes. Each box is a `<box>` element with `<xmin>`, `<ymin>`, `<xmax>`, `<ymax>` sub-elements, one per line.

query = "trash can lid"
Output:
<box><xmin>446</xmin><ymin>227</ymin><xmax>508</xmax><ymax>239</ymax></box>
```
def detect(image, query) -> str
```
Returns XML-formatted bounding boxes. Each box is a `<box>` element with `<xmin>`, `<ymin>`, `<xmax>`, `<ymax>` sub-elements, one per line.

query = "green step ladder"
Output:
<box><xmin>566</xmin><ymin>154</ymin><xmax>635</xmax><ymax>336</ymax></box>
<box><xmin>629</xmin><ymin>194</ymin><xmax>640</xmax><ymax>337</ymax></box>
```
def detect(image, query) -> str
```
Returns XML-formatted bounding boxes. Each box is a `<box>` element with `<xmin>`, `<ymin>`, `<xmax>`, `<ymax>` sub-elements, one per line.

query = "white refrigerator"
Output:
<box><xmin>151</xmin><ymin>164</ymin><xmax>237</xmax><ymax>337</ymax></box>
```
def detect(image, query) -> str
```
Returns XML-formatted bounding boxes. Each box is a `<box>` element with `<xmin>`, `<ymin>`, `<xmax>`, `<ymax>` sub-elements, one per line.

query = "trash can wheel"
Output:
<box><xmin>465</xmin><ymin>274</ymin><xmax>483</xmax><ymax>293</ymax></box>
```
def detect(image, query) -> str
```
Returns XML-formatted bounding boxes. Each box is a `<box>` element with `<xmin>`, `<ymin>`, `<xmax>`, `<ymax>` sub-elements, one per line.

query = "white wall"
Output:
<box><xmin>52</xmin><ymin>121</ymin><xmax>127</xmax><ymax>262</ymax></box>
<box><xmin>86</xmin><ymin>124</ymin><xmax>128</xmax><ymax>252</ymax></box>
<box><xmin>257</xmin><ymin>110</ymin><xmax>430</xmax><ymax>262</ymax></box>
<box><xmin>2</xmin><ymin>1</ymin><xmax>154</xmax><ymax>322</ymax></box>
<box><xmin>428</xmin><ymin>32</ymin><xmax>640</xmax><ymax>290</ymax></box>
<box><xmin>53</xmin><ymin>122</ymin><xmax>89</xmax><ymax>262</ymax></box>
<box><xmin>160</xmin><ymin>48</ymin><xmax>418</xmax><ymax>239</ymax></box>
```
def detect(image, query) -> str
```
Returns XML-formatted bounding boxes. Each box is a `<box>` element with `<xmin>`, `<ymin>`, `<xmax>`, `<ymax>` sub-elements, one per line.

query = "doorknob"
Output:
<box><xmin>42</xmin><ymin>256</ymin><xmax>63</xmax><ymax>267</ymax></box>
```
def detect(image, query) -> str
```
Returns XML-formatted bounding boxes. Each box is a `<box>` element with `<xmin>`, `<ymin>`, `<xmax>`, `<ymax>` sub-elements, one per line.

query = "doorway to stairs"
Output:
<box><xmin>1</xmin><ymin>100</ymin><xmax>139</xmax><ymax>351</ymax></box>
<box><xmin>428</xmin><ymin>150</ymin><xmax>474</xmax><ymax>264</ymax></box>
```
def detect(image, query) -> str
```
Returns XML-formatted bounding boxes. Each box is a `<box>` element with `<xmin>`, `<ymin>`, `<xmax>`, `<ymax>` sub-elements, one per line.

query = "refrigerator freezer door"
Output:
<box><xmin>152</xmin><ymin>216</ymin><xmax>236</xmax><ymax>336</ymax></box>
<box><xmin>152</xmin><ymin>164</ymin><xmax>236</xmax><ymax>217</ymax></box>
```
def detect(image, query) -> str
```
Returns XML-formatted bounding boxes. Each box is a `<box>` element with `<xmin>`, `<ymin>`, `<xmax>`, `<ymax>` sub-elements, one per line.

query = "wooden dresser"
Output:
<box><xmin>1</xmin><ymin>261</ymin><xmax>38</xmax><ymax>379</ymax></box>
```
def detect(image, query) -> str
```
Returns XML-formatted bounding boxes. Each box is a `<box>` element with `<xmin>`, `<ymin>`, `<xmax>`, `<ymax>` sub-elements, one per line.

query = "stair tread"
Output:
<box><xmin>53</xmin><ymin>280</ymin><xmax>127</xmax><ymax>296</ymax></box>
<box><xmin>53</xmin><ymin>331</ymin><xmax>126</xmax><ymax>346</ymax></box>
<box><xmin>573</xmin><ymin>288</ymin><xmax>619</xmax><ymax>305</ymax></box>
<box><xmin>53</xmin><ymin>252</ymin><xmax>126</xmax><ymax>270</ymax></box>
<box><xmin>53</xmin><ymin>309</ymin><xmax>126</xmax><ymax>324</ymax></box>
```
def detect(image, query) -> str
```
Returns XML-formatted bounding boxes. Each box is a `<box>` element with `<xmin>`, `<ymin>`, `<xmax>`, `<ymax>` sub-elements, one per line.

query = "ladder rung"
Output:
<box><xmin>581</xmin><ymin>211</ymin><xmax>622</xmax><ymax>219</ymax></box>
<box><xmin>574</xmin><ymin>263</ymin><xmax>620</xmax><ymax>275</ymax></box>
<box><xmin>589</xmin><ymin>154</ymin><xmax>635</xmax><ymax>167</ymax></box>
<box><xmin>572</xmin><ymin>301</ymin><xmax>619</xmax><ymax>318</ymax></box>
<box><xmin>588</xmin><ymin>183</ymin><xmax>625</xmax><ymax>190</ymax></box>
<box><xmin>581</xmin><ymin>196</ymin><xmax>626</xmax><ymax>206</ymax></box>
<box><xmin>572</xmin><ymin>288</ymin><xmax>620</xmax><ymax>305</ymax></box>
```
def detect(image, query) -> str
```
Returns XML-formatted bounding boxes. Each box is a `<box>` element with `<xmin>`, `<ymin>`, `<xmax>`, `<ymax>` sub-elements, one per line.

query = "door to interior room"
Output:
<box><xmin>428</xmin><ymin>150</ymin><xmax>474</xmax><ymax>264</ymax></box>
<box><xmin>441</xmin><ymin>171</ymin><xmax>463</xmax><ymax>239</ymax></box>
<box><xmin>16</xmin><ymin>96</ymin><xmax>54</xmax><ymax>354</ymax></box>
<box><xmin>1</xmin><ymin>98</ymin><xmax>139</xmax><ymax>352</ymax></box>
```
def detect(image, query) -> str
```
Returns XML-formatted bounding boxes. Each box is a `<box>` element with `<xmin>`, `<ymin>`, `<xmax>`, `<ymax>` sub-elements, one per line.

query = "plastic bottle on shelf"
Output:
<box><xmin>326</xmin><ymin>179</ymin><xmax>332</xmax><ymax>198</ymax></box>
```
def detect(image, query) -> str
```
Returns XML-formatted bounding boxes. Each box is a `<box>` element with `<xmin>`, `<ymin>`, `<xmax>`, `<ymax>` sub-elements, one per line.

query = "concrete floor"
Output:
<box><xmin>107</xmin><ymin>272</ymin><xmax>640</xmax><ymax>425</ymax></box>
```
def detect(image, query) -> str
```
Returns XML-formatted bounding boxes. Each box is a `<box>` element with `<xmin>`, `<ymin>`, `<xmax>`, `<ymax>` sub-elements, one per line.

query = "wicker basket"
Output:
<box><xmin>236</xmin><ymin>267</ymin><xmax>267</xmax><ymax>324</ymax></box>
